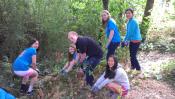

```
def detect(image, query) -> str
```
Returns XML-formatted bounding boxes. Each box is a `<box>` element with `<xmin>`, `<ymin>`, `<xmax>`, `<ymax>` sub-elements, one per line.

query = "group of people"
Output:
<box><xmin>60</xmin><ymin>8</ymin><xmax>142</xmax><ymax>98</ymax></box>
<box><xmin>11</xmin><ymin>8</ymin><xmax>142</xmax><ymax>98</ymax></box>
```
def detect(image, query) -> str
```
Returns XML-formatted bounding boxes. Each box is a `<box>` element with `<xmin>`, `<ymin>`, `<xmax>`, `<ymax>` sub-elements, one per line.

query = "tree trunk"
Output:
<box><xmin>102</xmin><ymin>0</ymin><xmax>109</xmax><ymax>10</ymax></box>
<box><xmin>141</xmin><ymin>0</ymin><xmax>154</xmax><ymax>42</ymax></box>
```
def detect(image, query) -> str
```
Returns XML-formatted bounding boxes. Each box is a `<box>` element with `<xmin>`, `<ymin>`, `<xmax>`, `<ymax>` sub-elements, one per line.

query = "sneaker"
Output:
<box><xmin>20</xmin><ymin>84</ymin><xmax>29</xmax><ymax>93</ymax></box>
<box><xmin>27</xmin><ymin>90</ymin><xmax>34</xmax><ymax>96</ymax></box>
<box><xmin>59</xmin><ymin>69</ymin><xmax>65</xmax><ymax>75</ymax></box>
<box><xmin>60</xmin><ymin>70</ymin><xmax>68</xmax><ymax>77</ymax></box>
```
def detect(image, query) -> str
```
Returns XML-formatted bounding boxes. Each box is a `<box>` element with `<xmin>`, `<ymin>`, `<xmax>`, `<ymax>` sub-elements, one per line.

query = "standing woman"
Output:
<box><xmin>124</xmin><ymin>8</ymin><xmax>142</xmax><ymax>71</ymax></box>
<box><xmin>12</xmin><ymin>38</ymin><xmax>39</xmax><ymax>95</ymax></box>
<box><xmin>101</xmin><ymin>10</ymin><xmax>121</xmax><ymax>60</ymax></box>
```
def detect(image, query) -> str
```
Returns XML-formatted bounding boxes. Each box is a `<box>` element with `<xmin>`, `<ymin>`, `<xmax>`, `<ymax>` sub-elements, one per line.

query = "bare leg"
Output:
<box><xmin>22</xmin><ymin>76</ymin><xmax>29</xmax><ymax>84</ymax></box>
<box><xmin>28</xmin><ymin>69</ymin><xmax>38</xmax><ymax>92</ymax></box>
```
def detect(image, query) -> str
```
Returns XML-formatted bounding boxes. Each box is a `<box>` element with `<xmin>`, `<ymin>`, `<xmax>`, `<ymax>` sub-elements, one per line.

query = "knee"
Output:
<box><xmin>35</xmin><ymin>71</ymin><xmax>39</xmax><ymax>77</ymax></box>
<box><xmin>32</xmin><ymin>70</ymin><xmax>38</xmax><ymax>78</ymax></box>
<box><xmin>106</xmin><ymin>83</ymin><xmax>114</xmax><ymax>89</ymax></box>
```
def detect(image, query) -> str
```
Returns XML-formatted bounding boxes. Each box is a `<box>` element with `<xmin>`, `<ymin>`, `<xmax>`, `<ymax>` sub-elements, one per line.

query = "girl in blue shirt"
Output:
<box><xmin>124</xmin><ymin>8</ymin><xmax>142</xmax><ymax>71</ymax></box>
<box><xmin>101</xmin><ymin>10</ymin><xmax>121</xmax><ymax>60</ymax></box>
<box><xmin>0</xmin><ymin>88</ymin><xmax>15</xmax><ymax>99</ymax></box>
<box><xmin>12</xmin><ymin>38</ymin><xmax>39</xmax><ymax>95</ymax></box>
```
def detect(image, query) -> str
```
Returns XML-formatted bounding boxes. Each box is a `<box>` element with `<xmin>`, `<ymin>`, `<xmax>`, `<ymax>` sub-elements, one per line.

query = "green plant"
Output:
<box><xmin>161</xmin><ymin>60</ymin><xmax>175</xmax><ymax>88</ymax></box>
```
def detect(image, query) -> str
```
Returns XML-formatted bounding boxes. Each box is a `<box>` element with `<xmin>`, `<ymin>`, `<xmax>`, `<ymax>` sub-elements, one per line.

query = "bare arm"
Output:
<box><xmin>79</xmin><ymin>53</ymin><xmax>86</xmax><ymax>63</ymax></box>
<box><xmin>66</xmin><ymin>60</ymin><xmax>76</xmax><ymax>72</ymax></box>
<box><xmin>31</xmin><ymin>55</ymin><xmax>37</xmax><ymax>69</ymax></box>
<box><xmin>106</xmin><ymin>30</ymin><xmax>114</xmax><ymax>48</ymax></box>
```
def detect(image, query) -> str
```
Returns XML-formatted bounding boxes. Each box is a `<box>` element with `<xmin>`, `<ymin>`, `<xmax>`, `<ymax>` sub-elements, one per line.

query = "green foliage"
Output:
<box><xmin>0</xmin><ymin>0</ymin><xmax>103</xmax><ymax>61</ymax></box>
<box><xmin>0</xmin><ymin>0</ymin><xmax>33</xmax><ymax>59</ymax></box>
<box><xmin>162</xmin><ymin>60</ymin><xmax>175</xmax><ymax>73</ymax></box>
<box><xmin>116</xmin><ymin>47</ymin><xmax>130</xmax><ymax>62</ymax></box>
<box><xmin>1</xmin><ymin>0</ymin><xmax>167</xmax><ymax>72</ymax></box>
<box><xmin>140</xmin><ymin>16</ymin><xmax>152</xmax><ymax>42</ymax></box>
<box><xmin>162</xmin><ymin>60</ymin><xmax>175</xmax><ymax>88</ymax></box>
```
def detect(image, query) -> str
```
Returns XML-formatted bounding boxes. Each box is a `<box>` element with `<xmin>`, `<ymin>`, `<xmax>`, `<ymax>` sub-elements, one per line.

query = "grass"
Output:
<box><xmin>162</xmin><ymin>60</ymin><xmax>175</xmax><ymax>88</ymax></box>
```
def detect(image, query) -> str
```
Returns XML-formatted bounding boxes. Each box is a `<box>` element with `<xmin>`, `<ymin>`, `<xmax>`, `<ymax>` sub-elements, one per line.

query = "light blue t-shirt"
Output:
<box><xmin>124</xmin><ymin>18</ymin><xmax>142</xmax><ymax>41</ymax></box>
<box><xmin>105</xmin><ymin>18</ymin><xmax>121</xmax><ymax>43</ymax></box>
<box><xmin>12</xmin><ymin>47</ymin><xmax>37</xmax><ymax>71</ymax></box>
<box><xmin>0</xmin><ymin>88</ymin><xmax>15</xmax><ymax>99</ymax></box>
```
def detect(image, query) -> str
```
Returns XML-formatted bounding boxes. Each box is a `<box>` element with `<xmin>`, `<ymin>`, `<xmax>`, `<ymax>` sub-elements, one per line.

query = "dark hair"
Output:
<box><xmin>125</xmin><ymin>8</ymin><xmax>134</xmax><ymax>14</ymax></box>
<box><xmin>104</xmin><ymin>55</ymin><xmax>118</xmax><ymax>79</ymax></box>
<box><xmin>27</xmin><ymin>38</ymin><xmax>37</xmax><ymax>48</ymax></box>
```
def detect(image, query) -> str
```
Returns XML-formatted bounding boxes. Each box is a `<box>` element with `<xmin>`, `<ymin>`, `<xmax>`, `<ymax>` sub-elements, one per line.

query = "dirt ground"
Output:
<box><xmin>1</xmin><ymin>51</ymin><xmax>175</xmax><ymax>99</ymax></box>
<box><xmin>47</xmin><ymin>51</ymin><xmax>175</xmax><ymax>99</ymax></box>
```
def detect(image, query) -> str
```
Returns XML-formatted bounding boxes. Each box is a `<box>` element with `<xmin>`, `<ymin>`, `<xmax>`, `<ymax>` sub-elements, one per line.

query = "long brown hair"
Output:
<box><xmin>104</xmin><ymin>55</ymin><xmax>118</xmax><ymax>79</ymax></box>
<box><xmin>102</xmin><ymin>10</ymin><xmax>111</xmax><ymax>27</ymax></box>
<box><xmin>68</xmin><ymin>44</ymin><xmax>76</xmax><ymax>62</ymax></box>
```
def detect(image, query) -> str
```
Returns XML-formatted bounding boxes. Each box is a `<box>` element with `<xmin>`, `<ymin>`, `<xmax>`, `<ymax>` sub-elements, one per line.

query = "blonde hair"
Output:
<box><xmin>102</xmin><ymin>10</ymin><xmax>111</xmax><ymax>26</ymax></box>
<box><xmin>68</xmin><ymin>31</ymin><xmax>78</xmax><ymax>37</ymax></box>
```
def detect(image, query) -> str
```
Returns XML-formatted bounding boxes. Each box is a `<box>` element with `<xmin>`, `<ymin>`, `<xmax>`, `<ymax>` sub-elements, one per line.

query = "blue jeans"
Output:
<box><xmin>129</xmin><ymin>42</ymin><xmax>141</xmax><ymax>70</ymax></box>
<box><xmin>106</xmin><ymin>42</ymin><xmax>120</xmax><ymax>60</ymax></box>
<box><xmin>81</xmin><ymin>57</ymin><xmax>101</xmax><ymax>86</ymax></box>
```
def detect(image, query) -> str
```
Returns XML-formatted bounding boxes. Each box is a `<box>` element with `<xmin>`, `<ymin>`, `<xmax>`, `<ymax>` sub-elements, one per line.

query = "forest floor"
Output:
<box><xmin>125</xmin><ymin>51</ymin><xmax>175</xmax><ymax>99</ymax></box>
<box><xmin>49</xmin><ymin>51</ymin><xmax>175</xmax><ymax>99</ymax></box>
<box><xmin>15</xmin><ymin>51</ymin><xmax>175</xmax><ymax>99</ymax></box>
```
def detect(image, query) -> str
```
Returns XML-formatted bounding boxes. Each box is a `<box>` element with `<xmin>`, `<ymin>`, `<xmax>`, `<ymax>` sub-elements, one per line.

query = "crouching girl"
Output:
<box><xmin>91</xmin><ymin>55</ymin><xmax>130</xmax><ymax>98</ymax></box>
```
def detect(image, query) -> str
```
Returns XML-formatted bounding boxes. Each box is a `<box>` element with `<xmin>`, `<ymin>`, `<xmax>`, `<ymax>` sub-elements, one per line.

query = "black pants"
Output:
<box><xmin>106</xmin><ymin>42</ymin><xmax>120</xmax><ymax>60</ymax></box>
<box><xmin>129</xmin><ymin>42</ymin><xmax>141</xmax><ymax>70</ymax></box>
<box><xmin>81</xmin><ymin>57</ymin><xmax>101</xmax><ymax>87</ymax></box>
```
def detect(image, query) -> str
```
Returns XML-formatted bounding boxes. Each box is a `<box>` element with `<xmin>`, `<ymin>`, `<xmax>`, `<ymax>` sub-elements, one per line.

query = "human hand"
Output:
<box><xmin>121</xmin><ymin>41</ymin><xmax>128</xmax><ymax>48</ymax></box>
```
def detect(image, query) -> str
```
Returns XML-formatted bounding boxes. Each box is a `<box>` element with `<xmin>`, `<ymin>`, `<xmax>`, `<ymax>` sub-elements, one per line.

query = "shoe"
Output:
<box><xmin>60</xmin><ymin>69</ymin><xmax>68</xmax><ymax>77</ymax></box>
<box><xmin>27</xmin><ymin>90</ymin><xmax>34</xmax><ymax>96</ymax></box>
<box><xmin>59</xmin><ymin>69</ymin><xmax>66</xmax><ymax>74</ymax></box>
<box><xmin>20</xmin><ymin>84</ymin><xmax>29</xmax><ymax>93</ymax></box>
<box><xmin>62</xmin><ymin>71</ymin><xmax>68</xmax><ymax>77</ymax></box>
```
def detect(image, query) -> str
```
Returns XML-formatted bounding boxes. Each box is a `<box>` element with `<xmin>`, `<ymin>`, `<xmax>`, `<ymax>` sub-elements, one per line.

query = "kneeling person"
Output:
<box><xmin>12</xmin><ymin>39</ymin><xmax>39</xmax><ymax>95</ymax></box>
<box><xmin>68</xmin><ymin>31</ymin><xmax>103</xmax><ymax>87</ymax></box>
<box><xmin>92</xmin><ymin>55</ymin><xmax>130</xmax><ymax>98</ymax></box>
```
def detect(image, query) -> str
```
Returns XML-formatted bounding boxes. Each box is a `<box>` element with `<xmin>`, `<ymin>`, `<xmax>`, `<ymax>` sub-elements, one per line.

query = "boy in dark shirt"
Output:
<box><xmin>68</xmin><ymin>31</ymin><xmax>103</xmax><ymax>86</ymax></box>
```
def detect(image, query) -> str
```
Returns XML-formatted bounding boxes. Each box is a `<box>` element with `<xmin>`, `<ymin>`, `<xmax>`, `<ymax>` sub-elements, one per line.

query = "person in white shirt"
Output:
<box><xmin>91</xmin><ymin>55</ymin><xmax>130</xmax><ymax>98</ymax></box>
